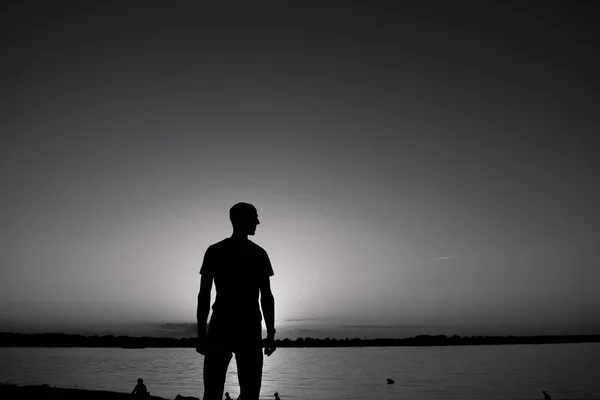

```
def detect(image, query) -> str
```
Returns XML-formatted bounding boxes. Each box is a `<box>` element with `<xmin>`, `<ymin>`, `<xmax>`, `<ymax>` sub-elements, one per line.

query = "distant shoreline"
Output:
<box><xmin>1</xmin><ymin>332</ymin><xmax>599</xmax><ymax>348</ymax></box>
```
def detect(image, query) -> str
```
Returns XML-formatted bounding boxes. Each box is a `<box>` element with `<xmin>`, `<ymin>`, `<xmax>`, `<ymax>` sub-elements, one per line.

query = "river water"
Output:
<box><xmin>1</xmin><ymin>343</ymin><xmax>598</xmax><ymax>400</ymax></box>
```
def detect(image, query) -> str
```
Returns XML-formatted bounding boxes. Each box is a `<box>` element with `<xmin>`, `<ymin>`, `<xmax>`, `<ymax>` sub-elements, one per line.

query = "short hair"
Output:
<box><xmin>229</xmin><ymin>202</ymin><xmax>257</xmax><ymax>225</ymax></box>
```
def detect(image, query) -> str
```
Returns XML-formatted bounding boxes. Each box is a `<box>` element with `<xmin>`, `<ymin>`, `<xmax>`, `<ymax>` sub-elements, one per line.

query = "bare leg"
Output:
<box><xmin>203</xmin><ymin>349</ymin><xmax>233</xmax><ymax>400</ymax></box>
<box><xmin>235</xmin><ymin>347</ymin><xmax>263</xmax><ymax>400</ymax></box>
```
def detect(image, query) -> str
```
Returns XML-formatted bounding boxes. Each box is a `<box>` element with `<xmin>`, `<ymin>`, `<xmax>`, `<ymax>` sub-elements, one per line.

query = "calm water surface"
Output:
<box><xmin>0</xmin><ymin>344</ymin><xmax>598</xmax><ymax>400</ymax></box>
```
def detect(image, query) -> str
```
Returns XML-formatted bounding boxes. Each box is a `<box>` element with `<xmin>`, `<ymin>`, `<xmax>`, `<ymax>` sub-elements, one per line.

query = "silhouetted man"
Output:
<box><xmin>132</xmin><ymin>378</ymin><xmax>148</xmax><ymax>396</ymax></box>
<box><xmin>197</xmin><ymin>202</ymin><xmax>276</xmax><ymax>400</ymax></box>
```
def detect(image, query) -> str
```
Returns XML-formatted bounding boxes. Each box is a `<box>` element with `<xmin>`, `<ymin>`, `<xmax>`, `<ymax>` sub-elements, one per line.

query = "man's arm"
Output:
<box><xmin>196</xmin><ymin>274</ymin><xmax>212</xmax><ymax>355</ymax></box>
<box><xmin>260</xmin><ymin>277</ymin><xmax>275</xmax><ymax>346</ymax></box>
<box><xmin>260</xmin><ymin>277</ymin><xmax>276</xmax><ymax>356</ymax></box>
<box><xmin>260</xmin><ymin>277</ymin><xmax>275</xmax><ymax>337</ymax></box>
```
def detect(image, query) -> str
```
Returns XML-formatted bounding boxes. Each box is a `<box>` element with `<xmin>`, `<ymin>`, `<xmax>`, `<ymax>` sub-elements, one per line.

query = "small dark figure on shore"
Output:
<box><xmin>225</xmin><ymin>392</ymin><xmax>232</xmax><ymax>400</ymax></box>
<box><xmin>387</xmin><ymin>378</ymin><xmax>395</xmax><ymax>384</ymax></box>
<box><xmin>274</xmin><ymin>392</ymin><xmax>280</xmax><ymax>400</ymax></box>
<box><xmin>132</xmin><ymin>378</ymin><xmax>149</xmax><ymax>396</ymax></box>
<box><xmin>543</xmin><ymin>390</ymin><xmax>552</xmax><ymax>400</ymax></box>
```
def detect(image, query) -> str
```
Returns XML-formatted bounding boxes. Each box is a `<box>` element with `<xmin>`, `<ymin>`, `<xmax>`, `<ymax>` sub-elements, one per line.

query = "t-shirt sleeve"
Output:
<box><xmin>200</xmin><ymin>246</ymin><xmax>215</xmax><ymax>277</ymax></box>
<box><xmin>263</xmin><ymin>249</ymin><xmax>274</xmax><ymax>277</ymax></box>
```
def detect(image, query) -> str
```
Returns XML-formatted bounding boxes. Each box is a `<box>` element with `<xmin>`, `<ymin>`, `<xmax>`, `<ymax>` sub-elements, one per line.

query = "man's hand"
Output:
<box><xmin>196</xmin><ymin>332</ymin><xmax>207</xmax><ymax>356</ymax></box>
<box><xmin>264</xmin><ymin>331</ymin><xmax>276</xmax><ymax>356</ymax></box>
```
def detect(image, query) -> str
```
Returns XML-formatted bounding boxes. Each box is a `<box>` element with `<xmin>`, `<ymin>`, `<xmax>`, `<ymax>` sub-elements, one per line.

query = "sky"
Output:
<box><xmin>1</xmin><ymin>1</ymin><xmax>599</xmax><ymax>339</ymax></box>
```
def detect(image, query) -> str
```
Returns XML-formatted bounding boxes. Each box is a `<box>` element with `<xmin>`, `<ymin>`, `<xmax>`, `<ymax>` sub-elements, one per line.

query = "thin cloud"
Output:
<box><xmin>429</xmin><ymin>256</ymin><xmax>454</xmax><ymax>261</ymax></box>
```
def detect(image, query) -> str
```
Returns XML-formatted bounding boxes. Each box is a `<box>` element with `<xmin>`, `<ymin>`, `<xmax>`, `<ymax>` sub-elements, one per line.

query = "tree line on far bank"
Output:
<box><xmin>1</xmin><ymin>332</ymin><xmax>599</xmax><ymax>348</ymax></box>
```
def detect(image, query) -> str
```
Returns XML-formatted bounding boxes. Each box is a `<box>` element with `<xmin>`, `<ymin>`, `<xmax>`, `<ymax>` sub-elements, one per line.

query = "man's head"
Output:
<box><xmin>230</xmin><ymin>202</ymin><xmax>259</xmax><ymax>235</ymax></box>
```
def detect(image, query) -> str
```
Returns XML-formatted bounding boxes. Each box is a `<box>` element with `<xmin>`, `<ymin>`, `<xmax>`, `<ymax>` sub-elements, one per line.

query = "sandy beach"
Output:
<box><xmin>0</xmin><ymin>384</ymin><xmax>171</xmax><ymax>400</ymax></box>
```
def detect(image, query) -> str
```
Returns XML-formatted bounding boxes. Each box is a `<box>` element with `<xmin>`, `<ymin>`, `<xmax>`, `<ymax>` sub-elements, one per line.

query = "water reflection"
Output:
<box><xmin>0</xmin><ymin>344</ymin><xmax>598</xmax><ymax>400</ymax></box>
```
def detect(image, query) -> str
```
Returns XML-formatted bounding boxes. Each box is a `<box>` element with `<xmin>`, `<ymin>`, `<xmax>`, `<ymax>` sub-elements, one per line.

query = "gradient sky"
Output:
<box><xmin>1</xmin><ymin>2</ymin><xmax>599</xmax><ymax>338</ymax></box>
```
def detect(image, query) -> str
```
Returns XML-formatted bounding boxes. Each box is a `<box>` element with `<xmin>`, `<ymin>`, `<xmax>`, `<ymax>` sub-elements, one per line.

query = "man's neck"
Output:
<box><xmin>231</xmin><ymin>232</ymin><xmax>248</xmax><ymax>240</ymax></box>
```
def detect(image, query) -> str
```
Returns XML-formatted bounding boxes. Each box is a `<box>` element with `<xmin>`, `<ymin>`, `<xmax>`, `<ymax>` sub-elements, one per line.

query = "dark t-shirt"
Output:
<box><xmin>200</xmin><ymin>237</ymin><xmax>274</xmax><ymax>326</ymax></box>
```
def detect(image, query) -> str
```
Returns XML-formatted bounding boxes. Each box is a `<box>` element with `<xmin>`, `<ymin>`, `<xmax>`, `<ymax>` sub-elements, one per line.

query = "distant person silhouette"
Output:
<box><xmin>274</xmin><ymin>392</ymin><xmax>281</xmax><ymax>400</ymax></box>
<box><xmin>132</xmin><ymin>378</ymin><xmax>149</xmax><ymax>396</ymax></box>
<box><xmin>197</xmin><ymin>202</ymin><xmax>276</xmax><ymax>400</ymax></box>
<box><xmin>543</xmin><ymin>391</ymin><xmax>552</xmax><ymax>400</ymax></box>
<box><xmin>224</xmin><ymin>392</ymin><xmax>232</xmax><ymax>400</ymax></box>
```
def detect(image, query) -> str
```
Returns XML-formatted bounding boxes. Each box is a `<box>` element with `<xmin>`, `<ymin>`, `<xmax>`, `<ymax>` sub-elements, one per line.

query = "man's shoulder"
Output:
<box><xmin>246</xmin><ymin>238</ymin><xmax>264</xmax><ymax>249</ymax></box>
<box><xmin>210</xmin><ymin>238</ymin><xmax>267</xmax><ymax>249</ymax></box>
<box><xmin>207</xmin><ymin>238</ymin><xmax>269</xmax><ymax>258</ymax></box>
<box><xmin>247</xmin><ymin>239</ymin><xmax>269</xmax><ymax>255</ymax></box>
<box><xmin>207</xmin><ymin>238</ymin><xmax>230</xmax><ymax>250</ymax></box>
